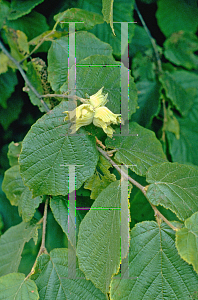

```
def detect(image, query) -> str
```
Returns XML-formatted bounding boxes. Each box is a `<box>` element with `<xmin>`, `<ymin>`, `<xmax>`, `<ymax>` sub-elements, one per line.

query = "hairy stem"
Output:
<box><xmin>97</xmin><ymin>146</ymin><xmax>178</xmax><ymax>231</ymax></box>
<box><xmin>0</xmin><ymin>40</ymin><xmax>50</xmax><ymax>113</ymax></box>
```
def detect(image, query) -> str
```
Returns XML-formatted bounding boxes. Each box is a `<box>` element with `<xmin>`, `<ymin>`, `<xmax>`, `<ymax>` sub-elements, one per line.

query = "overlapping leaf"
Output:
<box><xmin>6</xmin><ymin>11</ymin><xmax>49</xmax><ymax>41</ymax></box>
<box><xmin>159</xmin><ymin>71</ymin><xmax>196</xmax><ymax>116</ymax></box>
<box><xmin>0</xmin><ymin>273</ymin><xmax>39</xmax><ymax>300</ymax></box>
<box><xmin>163</xmin><ymin>106</ymin><xmax>180</xmax><ymax>139</ymax></box>
<box><xmin>176</xmin><ymin>211</ymin><xmax>198</xmax><ymax>273</ymax></box>
<box><xmin>8</xmin><ymin>0</ymin><xmax>45</xmax><ymax>20</ymax></box>
<box><xmin>31</xmin><ymin>248</ymin><xmax>107</xmax><ymax>299</ymax></box>
<box><xmin>165</xmin><ymin>70</ymin><xmax>198</xmax><ymax>165</ymax></box>
<box><xmin>129</xmin><ymin>25</ymin><xmax>151</xmax><ymax>57</ymax></box>
<box><xmin>105</xmin><ymin>121</ymin><xmax>167</xmax><ymax>176</ymax></box>
<box><xmin>79</xmin><ymin>0</ymin><xmax>135</xmax><ymax>56</ymax></box>
<box><xmin>167</xmin><ymin>118</ymin><xmax>198</xmax><ymax>165</ymax></box>
<box><xmin>48</xmin><ymin>31</ymin><xmax>113</xmax><ymax>92</ymax></box>
<box><xmin>77</xmin><ymin>180</ymin><xmax>131</xmax><ymax>294</ymax></box>
<box><xmin>2</xmin><ymin>165</ymin><xmax>42</xmax><ymax>222</ymax></box>
<box><xmin>102</xmin><ymin>0</ymin><xmax>114</xmax><ymax>35</ymax></box>
<box><xmin>19</xmin><ymin>101</ymin><xmax>99</xmax><ymax>197</ymax></box>
<box><xmin>25</xmin><ymin>59</ymin><xmax>52</xmax><ymax>112</ymax></box>
<box><xmin>0</xmin><ymin>1</ymin><xmax>10</xmax><ymax>29</ymax></box>
<box><xmin>54</xmin><ymin>8</ymin><xmax>104</xmax><ymax>31</ymax></box>
<box><xmin>84</xmin><ymin>154</ymin><xmax>116</xmax><ymax>199</ymax></box>
<box><xmin>7</xmin><ymin>141</ymin><xmax>22</xmax><ymax>167</ymax></box>
<box><xmin>164</xmin><ymin>31</ymin><xmax>198</xmax><ymax>70</ymax></box>
<box><xmin>146</xmin><ymin>162</ymin><xmax>198</xmax><ymax>221</ymax></box>
<box><xmin>50</xmin><ymin>195</ymin><xmax>89</xmax><ymax>246</ymax></box>
<box><xmin>131</xmin><ymin>80</ymin><xmax>161</xmax><ymax>127</ymax></box>
<box><xmin>110</xmin><ymin>221</ymin><xmax>198</xmax><ymax>299</ymax></box>
<box><xmin>0</xmin><ymin>220</ymin><xmax>39</xmax><ymax>276</ymax></box>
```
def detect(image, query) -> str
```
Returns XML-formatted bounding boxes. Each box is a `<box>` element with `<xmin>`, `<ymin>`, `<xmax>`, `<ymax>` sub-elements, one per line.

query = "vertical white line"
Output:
<box><xmin>68</xmin><ymin>165</ymin><xmax>76</xmax><ymax>278</ymax></box>
<box><xmin>120</xmin><ymin>165</ymin><xmax>129</xmax><ymax>278</ymax></box>
<box><xmin>121</xmin><ymin>22</ymin><xmax>129</xmax><ymax>136</ymax></box>
<box><xmin>68</xmin><ymin>23</ymin><xmax>77</xmax><ymax>133</ymax></box>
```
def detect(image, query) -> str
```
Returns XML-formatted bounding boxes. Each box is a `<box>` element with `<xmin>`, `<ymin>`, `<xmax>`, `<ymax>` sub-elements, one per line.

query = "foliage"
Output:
<box><xmin>0</xmin><ymin>0</ymin><xmax>198</xmax><ymax>299</ymax></box>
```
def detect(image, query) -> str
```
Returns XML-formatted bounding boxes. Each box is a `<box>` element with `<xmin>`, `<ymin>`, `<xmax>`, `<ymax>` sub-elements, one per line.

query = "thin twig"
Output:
<box><xmin>97</xmin><ymin>146</ymin><xmax>178</xmax><ymax>231</ymax></box>
<box><xmin>26</xmin><ymin>198</ymin><xmax>49</xmax><ymax>279</ymax></box>
<box><xmin>0</xmin><ymin>40</ymin><xmax>50</xmax><ymax>112</ymax></box>
<box><xmin>38</xmin><ymin>197</ymin><xmax>48</xmax><ymax>256</ymax></box>
<box><xmin>41</xmin><ymin>93</ymin><xmax>88</xmax><ymax>103</ymax></box>
<box><xmin>95</xmin><ymin>136</ymin><xmax>106</xmax><ymax>150</ymax></box>
<box><xmin>20</xmin><ymin>20</ymin><xmax>60</xmax><ymax>64</ymax></box>
<box><xmin>134</xmin><ymin>2</ymin><xmax>162</xmax><ymax>73</ymax></box>
<box><xmin>41</xmin><ymin>93</ymin><xmax>70</xmax><ymax>98</ymax></box>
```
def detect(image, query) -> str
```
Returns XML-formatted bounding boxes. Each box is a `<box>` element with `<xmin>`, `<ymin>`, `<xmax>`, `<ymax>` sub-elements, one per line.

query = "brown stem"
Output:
<box><xmin>97</xmin><ymin>146</ymin><xmax>178</xmax><ymax>231</ymax></box>
<box><xmin>26</xmin><ymin>197</ymin><xmax>49</xmax><ymax>279</ymax></box>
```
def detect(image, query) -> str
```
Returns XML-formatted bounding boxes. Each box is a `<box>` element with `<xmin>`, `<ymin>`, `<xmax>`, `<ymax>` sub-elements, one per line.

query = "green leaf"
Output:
<box><xmin>159</xmin><ymin>71</ymin><xmax>196</xmax><ymax>116</ymax></box>
<box><xmin>50</xmin><ymin>195</ymin><xmax>88</xmax><ymax>246</ymax></box>
<box><xmin>102</xmin><ymin>0</ymin><xmax>115</xmax><ymax>35</ymax></box>
<box><xmin>110</xmin><ymin>221</ymin><xmax>198</xmax><ymax>299</ymax></box>
<box><xmin>47</xmin><ymin>32</ymin><xmax>113</xmax><ymax>92</ymax></box>
<box><xmin>19</xmin><ymin>101</ymin><xmax>99</xmax><ymax>197</ymax></box>
<box><xmin>167</xmin><ymin>118</ymin><xmax>198</xmax><ymax>165</ymax></box>
<box><xmin>2</xmin><ymin>165</ymin><xmax>26</xmax><ymax>206</ymax></box>
<box><xmin>164</xmin><ymin>31</ymin><xmax>198</xmax><ymax>70</ymax></box>
<box><xmin>163</xmin><ymin>106</ymin><xmax>180</xmax><ymax>139</ymax></box>
<box><xmin>54</xmin><ymin>8</ymin><xmax>104</xmax><ymax>31</ymax></box>
<box><xmin>8</xmin><ymin>0</ymin><xmax>45</xmax><ymax>20</ymax></box>
<box><xmin>84</xmin><ymin>154</ymin><xmax>116</xmax><ymax>199</ymax></box>
<box><xmin>2</xmin><ymin>165</ymin><xmax>42</xmax><ymax>222</ymax></box>
<box><xmin>0</xmin><ymin>52</ymin><xmax>10</xmax><ymax>74</ymax></box>
<box><xmin>156</xmin><ymin>0</ymin><xmax>198</xmax><ymax>37</ymax></box>
<box><xmin>0</xmin><ymin>0</ymin><xmax>10</xmax><ymax>29</ymax></box>
<box><xmin>0</xmin><ymin>68</ymin><xmax>18</xmax><ymax>108</ymax></box>
<box><xmin>129</xmin><ymin>25</ymin><xmax>151</xmax><ymax>57</ymax></box>
<box><xmin>60</xmin><ymin>55</ymin><xmax>138</xmax><ymax>119</ymax></box>
<box><xmin>6</xmin><ymin>11</ymin><xmax>49</xmax><ymax>41</ymax></box>
<box><xmin>31</xmin><ymin>248</ymin><xmax>107</xmax><ymax>299</ymax></box>
<box><xmin>105</xmin><ymin>122</ymin><xmax>167</xmax><ymax>176</ymax></box>
<box><xmin>132</xmin><ymin>52</ymin><xmax>156</xmax><ymax>82</ymax></box>
<box><xmin>0</xmin><ymin>185</ymin><xmax>22</xmax><ymax>233</ymax></box>
<box><xmin>2</xmin><ymin>26</ymin><xmax>28</xmax><ymax>61</ymax></box>
<box><xmin>0</xmin><ymin>90</ymin><xmax>23</xmax><ymax>130</ymax></box>
<box><xmin>0</xmin><ymin>220</ymin><xmax>39</xmax><ymax>276</ymax></box>
<box><xmin>130</xmin><ymin>190</ymin><xmax>155</xmax><ymax>227</ymax></box>
<box><xmin>79</xmin><ymin>0</ymin><xmax>135</xmax><ymax>56</ymax></box>
<box><xmin>165</xmin><ymin>70</ymin><xmax>198</xmax><ymax>165</ymax></box>
<box><xmin>7</xmin><ymin>141</ymin><xmax>22</xmax><ymax>167</ymax></box>
<box><xmin>45</xmin><ymin>209</ymin><xmax>67</xmax><ymax>252</ymax></box>
<box><xmin>176</xmin><ymin>211</ymin><xmax>198</xmax><ymax>274</ymax></box>
<box><xmin>131</xmin><ymin>80</ymin><xmax>161</xmax><ymax>127</ymax></box>
<box><xmin>0</xmin><ymin>273</ymin><xmax>39</xmax><ymax>300</ymax></box>
<box><xmin>77</xmin><ymin>180</ymin><xmax>131</xmax><ymax>294</ymax></box>
<box><xmin>168</xmin><ymin>70</ymin><xmax>198</xmax><ymax>123</ymax></box>
<box><xmin>25</xmin><ymin>59</ymin><xmax>52</xmax><ymax>112</ymax></box>
<box><xmin>146</xmin><ymin>162</ymin><xmax>198</xmax><ymax>221</ymax></box>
